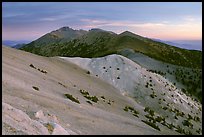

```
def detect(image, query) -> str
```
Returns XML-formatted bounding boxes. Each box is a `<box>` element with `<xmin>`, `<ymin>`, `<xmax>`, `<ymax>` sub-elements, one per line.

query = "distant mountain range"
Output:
<box><xmin>20</xmin><ymin>26</ymin><xmax>202</xmax><ymax>69</ymax></box>
<box><xmin>152</xmin><ymin>39</ymin><xmax>202</xmax><ymax>51</ymax></box>
<box><xmin>2</xmin><ymin>40</ymin><xmax>30</xmax><ymax>48</ymax></box>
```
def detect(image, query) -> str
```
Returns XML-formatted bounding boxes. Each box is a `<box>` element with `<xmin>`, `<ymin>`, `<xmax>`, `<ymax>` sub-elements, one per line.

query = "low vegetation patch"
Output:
<box><xmin>58</xmin><ymin>82</ymin><xmax>67</xmax><ymax>88</ymax></box>
<box><xmin>64</xmin><ymin>93</ymin><xmax>80</xmax><ymax>104</ymax></box>
<box><xmin>29</xmin><ymin>64</ymin><xmax>47</xmax><ymax>74</ymax></box>
<box><xmin>141</xmin><ymin>120</ymin><xmax>160</xmax><ymax>131</ymax></box>
<box><xmin>182</xmin><ymin>119</ymin><xmax>193</xmax><ymax>128</ymax></box>
<box><xmin>79</xmin><ymin>89</ymin><xmax>99</xmax><ymax>103</ymax></box>
<box><xmin>124</xmin><ymin>106</ymin><xmax>139</xmax><ymax>117</ymax></box>
<box><xmin>101</xmin><ymin>96</ymin><xmax>105</xmax><ymax>99</ymax></box>
<box><xmin>45</xmin><ymin>123</ymin><xmax>54</xmax><ymax>134</ymax></box>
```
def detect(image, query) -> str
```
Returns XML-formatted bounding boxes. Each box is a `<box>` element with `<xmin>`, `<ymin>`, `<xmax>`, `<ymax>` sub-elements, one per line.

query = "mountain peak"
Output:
<box><xmin>59</xmin><ymin>26</ymin><xmax>74</xmax><ymax>31</ymax></box>
<box><xmin>120</xmin><ymin>31</ymin><xmax>137</xmax><ymax>36</ymax></box>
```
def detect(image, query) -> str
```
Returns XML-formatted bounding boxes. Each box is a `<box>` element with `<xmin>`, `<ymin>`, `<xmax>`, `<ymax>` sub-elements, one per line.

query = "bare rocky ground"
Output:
<box><xmin>2</xmin><ymin>46</ymin><xmax>202</xmax><ymax>135</ymax></box>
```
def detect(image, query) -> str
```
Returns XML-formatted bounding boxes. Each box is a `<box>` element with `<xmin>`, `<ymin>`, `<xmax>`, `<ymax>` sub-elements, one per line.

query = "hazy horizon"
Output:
<box><xmin>3</xmin><ymin>2</ymin><xmax>202</xmax><ymax>42</ymax></box>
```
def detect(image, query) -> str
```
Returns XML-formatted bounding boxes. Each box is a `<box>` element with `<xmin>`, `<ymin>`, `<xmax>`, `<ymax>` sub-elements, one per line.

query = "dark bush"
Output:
<box><xmin>141</xmin><ymin>120</ymin><xmax>160</xmax><ymax>131</ymax></box>
<box><xmin>155</xmin><ymin>116</ymin><xmax>163</xmax><ymax>123</ymax></box>
<box><xmin>124</xmin><ymin>106</ymin><xmax>129</xmax><ymax>112</ymax></box>
<box><xmin>182</xmin><ymin>119</ymin><xmax>193</xmax><ymax>128</ymax></box>
<box><xmin>86</xmin><ymin>71</ymin><xmax>90</xmax><ymax>74</ymax></box>
<box><xmin>86</xmin><ymin>100</ymin><xmax>92</xmax><ymax>105</ymax></box>
<box><xmin>162</xmin><ymin>106</ymin><xmax>168</xmax><ymax>110</ymax></box>
<box><xmin>32</xmin><ymin>86</ymin><xmax>39</xmax><ymax>91</ymax></box>
<box><xmin>91</xmin><ymin>96</ymin><xmax>99</xmax><ymax>103</ymax></box>
<box><xmin>80</xmin><ymin>89</ymin><xmax>89</xmax><ymax>96</ymax></box>
<box><xmin>64</xmin><ymin>94</ymin><xmax>80</xmax><ymax>104</ymax></box>
<box><xmin>149</xmin><ymin>110</ymin><xmax>154</xmax><ymax>116</ymax></box>
<box><xmin>29</xmin><ymin>64</ymin><xmax>36</xmax><ymax>69</ymax></box>
<box><xmin>194</xmin><ymin>116</ymin><xmax>200</xmax><ymax>122</ymax></box>
<box><xmin>144</xmin><ymin>107</ymin><xmax>150</xmax><ymax>112</ymax></box>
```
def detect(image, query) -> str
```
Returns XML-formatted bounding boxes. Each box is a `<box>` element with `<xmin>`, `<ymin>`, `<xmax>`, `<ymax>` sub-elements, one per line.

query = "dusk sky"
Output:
<box><xmin>2</xmin><ymin>2</ymin><xmax>202</xmax><ymax>41</ymax></box>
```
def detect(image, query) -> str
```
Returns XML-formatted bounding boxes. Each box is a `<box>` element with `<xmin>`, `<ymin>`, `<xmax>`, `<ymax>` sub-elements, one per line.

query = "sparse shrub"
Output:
<box><xmin>86</xmin><ymin>71</ymin><xmax>90</xmax><ymax>74</ymax></box>
<box><xmin>58</xmin><ymin>82</ymin><xmax>67</xmax><ymax>88</ymax></box>
<box><xmin>32</xmin><ymin>86</ymin><xmax>39</xmax><ymax>91</ymax></box>
<box><xmin>162</xmin><ymin>106</ymin><xmax>168</xmax><ymax>110</ymax></box>
<box><xmin>86</xmin><ymin>100</ymin><xmax>92</xmax><ymax>105</ymax></box>
<box><xmin>187</xmin><ymin>114</ymin><xmax>193</xmax><ymax>120</ymax></box>
<box><xmin>182</xmin><ymin>119</ymin><xmax>193</xmax><ymax>128</ymax></box>
<box><xmin>175</xmin><ymin>125</ymin><xmax>185</xmax><ymax>134</ymax></box>
<box><xmin>45</xmin><ymin>123</ymin><xmax>54</xmax><ymax>134</ymax></box>
<box><xmin>155</xmin><ymin>116</ymin><xmax>163</xmax><ymax>123</ymax></box>
<box><xmin>117</xmin><ymin>68</ymin><xmax>120</xmax><ymax>70</ymax></box>
<box><xmin>167</xmin><ymin>123</ymin><xmax>176</xmax><ymax>129</ymax></box>
<box><xmin>80</xmin><ymin>89</ymin><xmax>89</xmax><ymax>96</ymax></box>
<box><xmin>117</xmin><ymin>76</ymin><xmax>120</xmax><ymax>79</ymax></box>
<box><xmin>196</xmin><ymin>128</ymin><xmax>201</xmax><ymax>134</ymax></box>
<box><xmin>91</xmin><ymin>96</ymin><xmax>99</xmax><ymax>103</ymax></box>
<box><xmin>64</xmin><ymin>93</ymin><xmax>80</xmax><ymax>104</ymax></box>
<box><xmin>124</xmin><ymin>106</ymin><xmax>129</xmax><ymax>112</ymax></box>
<box><xmin>127</xmin><ymin>106</ymin><xmax>134</xmax><ymax>111</ymax></box>
<box><xmin>149</xmin><ymin>110</ymin><xmax>154</xmax><ymax>116</ymax></box>
<box><xmin>124</xmin><ymin>106</ymin><xmax>139</xmax><ymax>117</ymax></box>
<box><xmin>141</xmin><ymin>120</ymin><xmax>160</xmax><ymax>131</ymax></box>
<box><xmin>145</xmin><ymin>114</ymin><xmax>154</xmax><ymax>121</ymax></box>
<box><xmin>29</xmin><ymin>64</ymin><xmax>36</xmax><ymax>69</ymax></box>
<box><xmin>101</xmin><ymin>96</ymin><xmax>105</xmax><ymax>99</ymax></box>
<box><xmin>144</xmin><ymin>107</ymin><xmax>150</xmax><ymax>112</ymax></box>
<box><xmin>41</xmin><ymin>70</ymin><xmax>47</xmax><ymax>74</ymax></box>
<box><xmin>150</xmin><ymin>92</ymin><xmax>157</xmax><ymax>98</ymax></box>
<box><xmin>194</xmin><ymin>116</ymin><xmax>200</xmax><ymax>122</ymax></box>
<box><xmin>80</xmin><ymin>89</ymin><xmax>98</xmax><ymax>103</ymax></box>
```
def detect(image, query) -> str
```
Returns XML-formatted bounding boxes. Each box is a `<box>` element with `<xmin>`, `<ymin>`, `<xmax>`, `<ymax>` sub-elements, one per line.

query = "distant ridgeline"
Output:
<box><xmin>20</xmin><ymin>27</ymin><xmax>202</xmax><ymax>69</ymax></box>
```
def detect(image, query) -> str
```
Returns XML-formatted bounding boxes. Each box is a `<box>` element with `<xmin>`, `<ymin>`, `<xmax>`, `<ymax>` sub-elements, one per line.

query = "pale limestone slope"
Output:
<box><xmin>3</xmin><ymin>46</ymin><xmax>168</xmax><ymax>135</ymax></box>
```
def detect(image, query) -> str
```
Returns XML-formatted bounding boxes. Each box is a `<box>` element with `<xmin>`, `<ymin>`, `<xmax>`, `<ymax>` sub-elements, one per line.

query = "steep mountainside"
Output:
<box><xmin>119</xmin><ymin>48</ymin><xmax>202</xmax><ymax>103</ymax></box>
<box><xmin>20</xmin><ymin>27</ymin><xmax>202</xmax><ymax>69</ymax></box>
<box><xmin>2</xmin><ymin>46</ymin><xmax>202</xmax><ymax>135</ymax></box>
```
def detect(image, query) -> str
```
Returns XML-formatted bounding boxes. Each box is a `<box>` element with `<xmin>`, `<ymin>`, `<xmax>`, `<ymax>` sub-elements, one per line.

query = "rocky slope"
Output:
<box><xmin>2</xmin><ymin>46</ymin><xmax>202</xmax><ymax>135</ymax></box>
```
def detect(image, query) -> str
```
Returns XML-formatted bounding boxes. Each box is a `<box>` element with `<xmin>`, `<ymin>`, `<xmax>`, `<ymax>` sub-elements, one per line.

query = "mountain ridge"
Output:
<box><xmin>20</xmin><ymin>26</ymin><xmax>202</xmax><ymax>69</ymax></box>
